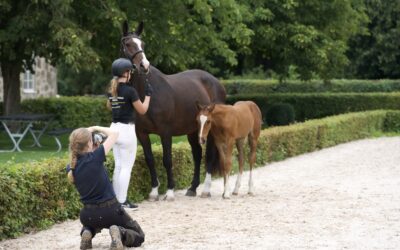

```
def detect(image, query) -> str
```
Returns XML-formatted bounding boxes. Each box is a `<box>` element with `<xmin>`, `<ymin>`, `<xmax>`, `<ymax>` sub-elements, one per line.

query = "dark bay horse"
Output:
<box><xmin>196</xmin><ymin>101</ymin><xmax>262</xmax><ymax>198</ymax></box>
<box><xmin>120</xmin><ymin>21</ymin><xmax>226</xmax><ymax>201</ymax></box>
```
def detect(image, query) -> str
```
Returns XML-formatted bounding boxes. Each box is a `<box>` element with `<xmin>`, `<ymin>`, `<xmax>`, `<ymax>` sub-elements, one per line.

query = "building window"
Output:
<box><xmin>23</xmin><ymin>70</ymin><xmax>35</xmax><ymax>93</ymax></box>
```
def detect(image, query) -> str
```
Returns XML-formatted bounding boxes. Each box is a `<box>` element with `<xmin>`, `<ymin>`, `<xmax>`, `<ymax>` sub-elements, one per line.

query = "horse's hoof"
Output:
<box><xmin>185</xmin><ymin>189</ymin><xmax>197</xmax><ymax>197</ymax></box>
<box><xmin>232</xmin><ymin>192</ymin><xmax>238</xmax><ymax>196</ymax></box>
<box><xmin>200</xmin><ymin>192</ymin><xmax>211</xmax><ymax>198</ymax></box>
<box><xmin>248</xmin><ymin>191</ymin><xmax>255</xmax><ymax>196</ymax></box>
<box><xmin>148</xmin><ymin>195</ymin><xmax>159</xmax><ymax>202</ymax></box>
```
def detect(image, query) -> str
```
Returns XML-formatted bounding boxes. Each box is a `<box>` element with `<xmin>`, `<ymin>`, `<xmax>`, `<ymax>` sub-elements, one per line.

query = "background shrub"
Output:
<box><xmin>21</xmin><ymin>96</ymin><xmax>111</xmax><ymax>129</ymax></box>
<box><xmin>227</xmin><ymin>93</ymin><xmax>400</xmax><ymax>122</ymax></box>
<box><xmin>222</xmin><ymin>79</ymin><xmax>400</xmax><ymax>95</ymax></box>
<box><xmin>265</xmin><ymin>103</ymin><xmax>295</xmax><ymax>126</ymax></box>
<box><xmin>0</xmin><ymin>92</ymin><xmax>397</xmax><ymax>128</ymax></box>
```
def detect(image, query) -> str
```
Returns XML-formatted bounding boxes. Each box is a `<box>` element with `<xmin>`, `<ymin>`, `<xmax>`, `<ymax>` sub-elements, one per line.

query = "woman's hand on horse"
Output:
<box><xmin>145</xmin><ymin>83</ymin><xmax>153</xmax><ymax>96</ymax></box>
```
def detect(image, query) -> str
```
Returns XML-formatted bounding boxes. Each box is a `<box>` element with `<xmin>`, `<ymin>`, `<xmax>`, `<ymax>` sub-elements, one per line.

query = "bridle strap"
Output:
<box><xmin>130</xmin><ymin>49</ymin><xmax>144</xmax><ymax>60</ymax></box>
<box><xmin>121</xmin><ymin>35</ymin><xmax>150</xmax><ymax>75</ymax></box>
<box><xmin>121</xmin><ymin>36</ymin><xmax>144</xmax><ymax>61</ymax></box>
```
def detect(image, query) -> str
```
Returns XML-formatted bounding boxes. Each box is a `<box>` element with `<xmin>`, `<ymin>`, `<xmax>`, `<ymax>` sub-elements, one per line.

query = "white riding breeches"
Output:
<box><xmin>110</xmin><ymin>122</ymin><xmax>137</xmax><ymax>203</ymax></box>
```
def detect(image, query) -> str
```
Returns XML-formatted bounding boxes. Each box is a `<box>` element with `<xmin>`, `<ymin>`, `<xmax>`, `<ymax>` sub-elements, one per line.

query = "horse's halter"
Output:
<box><xmin>121</xmin><ymin>37</ymin><xmax>144</xmax><ymax>60</ymax></box>
<box><xmin>120</xmin><ymin>35</ymin><xmax>149</xmax><ymax>75</ymax></box>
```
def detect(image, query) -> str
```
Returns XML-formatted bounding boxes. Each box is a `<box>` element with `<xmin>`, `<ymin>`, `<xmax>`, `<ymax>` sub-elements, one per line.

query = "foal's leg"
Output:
<box><xmin>222</xmin><ymin>142</ymin><xmax>234</xmax><ymax>199</ymax></box>
<box><xmin>233</xmin><ymin>138</ymin><xmax>245</xmax><ymax>195</ymax></box>
<box><xmin>160</xmin><ymin>134</ymin><xmax>175</xmax><ymax>201</ymax></box>
<box><xmin>136</xmin><ymin>131</ymin><xmax>159</xmax><ymax>201</ymax></box>
<box><xmin>186</xmin><ymin>132</ymin><xmax>203</xmax><ymax>197</ymax></box>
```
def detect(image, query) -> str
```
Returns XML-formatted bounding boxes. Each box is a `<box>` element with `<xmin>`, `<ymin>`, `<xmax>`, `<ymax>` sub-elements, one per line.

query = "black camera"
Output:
<box><xmin>92</xmin><ymin>132</ymin><xmax>107</xmax><ymax>146</ymax></box>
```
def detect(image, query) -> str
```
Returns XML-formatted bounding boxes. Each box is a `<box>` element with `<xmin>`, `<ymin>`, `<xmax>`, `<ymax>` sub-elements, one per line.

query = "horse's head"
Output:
<box><xmin>196</xmin><ymin>102</ymin><xmax>216</xmax><ymax>145</ymax></box>
<box><xmin>121</xmin><ymin>21</ymin><xmax>150</xmax><ymax>74</ymax></box>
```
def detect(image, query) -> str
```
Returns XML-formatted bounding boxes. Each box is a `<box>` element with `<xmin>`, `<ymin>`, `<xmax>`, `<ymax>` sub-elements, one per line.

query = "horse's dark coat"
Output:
<box><xmin>120</xmin><ymin>22</ymin><xmax>226</xmax><ymax>198</ymax></box>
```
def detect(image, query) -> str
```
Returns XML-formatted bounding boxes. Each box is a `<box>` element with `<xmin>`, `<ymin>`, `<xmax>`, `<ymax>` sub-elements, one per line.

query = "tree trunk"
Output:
<box><xmin>1</xmin><ymin>61</ymin><xmax>22</xmax><ymax>115</ymax></box>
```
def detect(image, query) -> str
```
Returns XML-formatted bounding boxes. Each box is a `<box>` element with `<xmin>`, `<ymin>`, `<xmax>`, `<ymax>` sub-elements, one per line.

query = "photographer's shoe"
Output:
<box><xmin>109</xmin><ymin>225</ymin><xmax>123</xmax><ymax>250</ymax></box>
<box><xmin>80</xmin><ymin>229</ymin><xmax>92</xmax><ymax>249</ymax></box>
<box><xmin>121</xmin><ymin>200</ymin><xmax>138</xmax><ymax>211</ymax></box>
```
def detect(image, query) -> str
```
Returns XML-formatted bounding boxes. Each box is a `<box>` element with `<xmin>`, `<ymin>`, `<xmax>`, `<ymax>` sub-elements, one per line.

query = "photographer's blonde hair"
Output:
<box><xmin>68</xmin><ymin>128</ymin><xmax>91</xmax><ymax>183</ymax></box>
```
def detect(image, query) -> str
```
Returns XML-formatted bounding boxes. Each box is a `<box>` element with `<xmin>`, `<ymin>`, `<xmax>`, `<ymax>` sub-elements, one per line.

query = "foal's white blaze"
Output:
<box><xmin>199</xmin><ymin>115</ymin><xmax>208</xmax><ymax>140</ymax></box>
<box><xmin>132</xmin><ymin>37</ymin><xmax>150</xmax><ymax>70</ymax></box>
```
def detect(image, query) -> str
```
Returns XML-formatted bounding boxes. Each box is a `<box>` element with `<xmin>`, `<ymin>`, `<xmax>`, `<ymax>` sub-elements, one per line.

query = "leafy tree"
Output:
<box><xmin>235</xmin><ymin>0</ymin><xmax>368</xmax><ymax>81</ymax></box>
<box><xmin>346</xmin><ymin>0</ymin><xmax>400</xmax><ymax>79</ymax></box>
<box><xmin>2</xmin><ymin>0</ymin><xmax>253</xmax><ymax>102</ymax></box>
<box><xmin>117</xmin><ymin>0</ymin><xmax>253</xmax><ymax>75</ymax></box>
<box><xmin>0</xmin><ymin>0</ymin><xmax>125</xmax><ymax>114</ymax></box>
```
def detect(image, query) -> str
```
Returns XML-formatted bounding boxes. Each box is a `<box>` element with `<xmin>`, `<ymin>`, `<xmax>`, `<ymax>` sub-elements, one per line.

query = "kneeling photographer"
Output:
<box><xmin>67</xmin><ymin>126</ymin><xmax>145</xmax><ymax>249</ymax></box>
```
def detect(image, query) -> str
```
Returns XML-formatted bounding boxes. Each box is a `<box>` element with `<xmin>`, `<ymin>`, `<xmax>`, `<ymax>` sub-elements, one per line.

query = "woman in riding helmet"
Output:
<box><xmin>107</xmin><ymin>58</ymin><xmax>153</xmax><ymax>209</ymax></box>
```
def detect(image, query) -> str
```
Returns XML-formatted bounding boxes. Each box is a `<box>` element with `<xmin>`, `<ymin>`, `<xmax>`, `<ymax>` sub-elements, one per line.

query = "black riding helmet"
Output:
<box><xmin>112</xmin><ymin>58</ymin><xmax>134</xmax><ymax>77</ymax></box>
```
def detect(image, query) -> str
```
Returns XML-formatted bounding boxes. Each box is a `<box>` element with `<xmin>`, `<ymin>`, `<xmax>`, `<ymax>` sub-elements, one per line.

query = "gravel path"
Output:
<box><xmin>1</xmin><ymin>137</ymin><xmax>400</xmax><ymax>250</ymax></box>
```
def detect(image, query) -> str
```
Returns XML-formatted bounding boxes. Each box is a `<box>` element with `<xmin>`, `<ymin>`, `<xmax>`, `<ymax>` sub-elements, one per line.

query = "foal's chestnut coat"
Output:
<box><xmin>197</xmin><ymin>101</ymin><xmax>262</xmax><ymax>198</ymax></box>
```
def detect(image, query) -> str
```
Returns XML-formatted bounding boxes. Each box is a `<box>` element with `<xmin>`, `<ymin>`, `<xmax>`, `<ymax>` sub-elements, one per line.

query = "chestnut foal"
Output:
<box><xmin>196</xmin><ymin>101</ymin><xmax>262</xmax><ymax>198</ymax></box>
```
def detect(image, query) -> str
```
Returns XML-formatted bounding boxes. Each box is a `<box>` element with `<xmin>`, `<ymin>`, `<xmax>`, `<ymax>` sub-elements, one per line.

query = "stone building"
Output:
<box><xmin>0</xmin><ymin>57</ymin><xmax>57</xmax><ymax>101</ymax></box>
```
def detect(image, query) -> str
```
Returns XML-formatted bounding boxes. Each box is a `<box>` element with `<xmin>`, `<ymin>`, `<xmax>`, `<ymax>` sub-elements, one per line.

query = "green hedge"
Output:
<box><xmin>1</xmin><ymin>110</ymin><xmax>400</xmax><ymax>240</ymax></box>
<box><xmin>0</xmin><ymin>143</ymin><xmax>198</xmax><ymax>240</ymax></box>
<box><xmin>227</xmin><ymin>92</ymin><xmax>400</xmax><ymax>122</ymax></box>
<box><xmin>20</xmin><ymin>96</ymin><xmax>111</xmax><ymax>129</ymax></box>
<box><xmin>222</xmin><ymin>79</ymin><xmax>400</xmax><ymax>95</ymax></box>
<box><xmin>0</xmin><ymin>92</ymin><xmax>398</xmax><ymax>127</ymax></box>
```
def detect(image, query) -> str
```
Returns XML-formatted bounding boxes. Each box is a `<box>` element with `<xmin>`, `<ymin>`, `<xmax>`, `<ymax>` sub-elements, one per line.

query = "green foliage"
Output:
<box><xmin>20</xmin><ymin>96</ymin><xmax>111</xmax><ymax>129</ymax></box>
<box><xmin>222</xmin><ymin>79</ymin><xmax>400</xmax><ymax>95</ymax></box>
<box><xmin>2</xmin><ymin>109</ymin><xmax>400</xmax><ymax>240</ymax></box>
<box><xmin>0</xmin><ymin>91</ymin><xmax>398</xmax><ymax>128</ymax></box>
<box><xmin>265</xmin><ymin>103</ymin><xmax>295</xmax><ymax>126</ymax></box>
<box><xmin>383</xmin><ymin>111</ymin><xmax>400</xmax><ymax>132</ymax></box>
<box><xmin>0</xmin><ymin>158</ymin><xmax>80</xmax><ymax>239</ymax></box>
<box><xmin>227</xmin><ymin>92</ymin><xmax>400</xmax><ymax>122</ymax></box>
<box><xmin>346</xmin><ymin>0</ymin><xmax>400</xmax><ymax>79</ymax></box>
<box><xmin>236</xmin><ymin>0</ymin><xmax>368</xmax><ymax>80</ymax></box>
<box><xmin>0</xmin><ymin>142</ymin><xmax>198</xmax><ymax>240</ymax></box>
<box><xmin>126</xmin><ymin>0</ymin><xmax>253</xmax><ymax>74</ymax></box>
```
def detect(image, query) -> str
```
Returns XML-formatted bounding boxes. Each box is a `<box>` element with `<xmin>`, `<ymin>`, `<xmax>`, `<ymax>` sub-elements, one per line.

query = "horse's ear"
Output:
<box><xmin>207</xmin><ymin>103</ymin><xmax>216</xmax><ymax>112</ymax></box>
<box><xmin>135</xmin><ymin>21</ymin><xmax>144</xmax><ymax>36</ymax></box>
<box><xmin>122</xmin><ymin>20</ymin><xmax>129</xmax><ymax>36</ymax></box>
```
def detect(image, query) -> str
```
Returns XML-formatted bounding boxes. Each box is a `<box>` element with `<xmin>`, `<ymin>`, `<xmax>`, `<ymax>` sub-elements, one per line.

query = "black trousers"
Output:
<box><xmin>80</xmin><ymin>198</ymin><xmax>145</xmax><ymax>247</ymax></box>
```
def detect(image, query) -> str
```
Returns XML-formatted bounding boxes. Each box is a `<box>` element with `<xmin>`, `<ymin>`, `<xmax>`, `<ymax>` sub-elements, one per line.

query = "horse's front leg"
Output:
<box><xmin>136</xmin><ymin>131</ymin><xmax>159</xmax><ymax>201</ymax></box>
<box><xmin>186</xmin><ymin>132</ymin><xmax>202</xmax><ymax>197</ymax></box>
<box><xmin>200</xmin><ymin>135</ymin><xmax>219</xmax><ymax>198</ymax></box>
<box><xmin>161</xmin><ymin>134</ymin><xmax>175</xmax><ymax>201</ymax></box>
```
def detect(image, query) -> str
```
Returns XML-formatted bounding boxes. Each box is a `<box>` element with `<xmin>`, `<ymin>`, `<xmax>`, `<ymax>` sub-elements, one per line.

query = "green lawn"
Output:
<box><xmin>0</xmin><ymin>131</ymin><xmax>70</xmax><ymax>164</ymax></box>
<box><xmin>0</xmin><ymin>131</ymin><xmax>187</xmax><ymax>165</ymax></box>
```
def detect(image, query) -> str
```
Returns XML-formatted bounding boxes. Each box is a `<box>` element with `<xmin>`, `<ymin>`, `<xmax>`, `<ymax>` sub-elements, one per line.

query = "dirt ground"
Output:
<box><xmin>1</xmin><ymin>137</ymin><xmax>400</xmax><ymax>250</ymax></box>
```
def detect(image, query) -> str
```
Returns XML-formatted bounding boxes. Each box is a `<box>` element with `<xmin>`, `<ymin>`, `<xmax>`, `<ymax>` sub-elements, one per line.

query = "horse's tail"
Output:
<box><xmin>201</xmin><ymin>73</ymin><xmax>225</xmax><ymax>175</ymax></box>
<box><xmin>205</xmin><ymin>134</ymin><xmax>222</xmax><ymax>175</ymax></box>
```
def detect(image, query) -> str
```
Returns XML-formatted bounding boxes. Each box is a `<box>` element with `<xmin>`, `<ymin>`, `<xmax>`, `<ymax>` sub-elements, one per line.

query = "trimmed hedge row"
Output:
<box><xmin>222</xmin><ymin>79</ymin><xmax>400</xmax><ymax>95</ymax></box>
<box><xmin>20</xmin><ymin>96</ymin><xmax>111</xmax><ymax>129</ymax></box>
<box><xmin>227</xmin><ymin>92</ymin><xmax>400</xmax><ymax>122</ymax></box>
<box><xmin>1</xmin><ymin>110</ymin><xmax>400</xmax><ymax>240</ymax></box>
<box><xmin>0</xmin><ymin>92</ymin><xmax>399</xmax><ymax>128</ymax></box>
